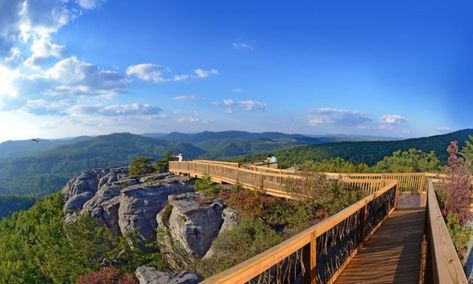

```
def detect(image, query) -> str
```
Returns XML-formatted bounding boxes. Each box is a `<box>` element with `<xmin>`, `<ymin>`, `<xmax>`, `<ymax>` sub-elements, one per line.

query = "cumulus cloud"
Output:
<box><xmin>232</xmin><ymin>41</ymin><xmax>253</xmax><ymax>50</ymax></box>
<box><xmin>193</xmin><ymin>68</ymin><xmax>219</xmax><ymax>78</ymax></box>
<box><xmin>76</xmin><ymin>0</ymin><xmax>105</xmax><ymax>10</ymax></box>
<box><xmin>380</xmin><ymin>114</ymin><xmax>407</xmax><ymax>124</ymax></box>
<box><xmin>308</xmin><ymin>108</ymin><xmax>372</xmax><ymax>127</ymax></box>
<box><xmin>127</xmin><ymin>63</ymin><xmax>219</xmax><ymax>83</ymax></box>
<box><xmin>68</xmin><ymin>103</ymin><xmax>162</xmax><ymax>116</ymax></box>
<box><xmin>41</xmin><ymin>56</ymin><xmax>126</xmax><ymax>97</ymax></box>
<box><xmin>176</xmin><ymin>110</ymin><xmax>202</xmax><ymax>123</ymax></box>
<box><xmin>0</xmin><ymin>65</ymin><xmax>20</xmax><ymax>98</ymax></box>
<box><xmin>238</xmin><ymin>100</ymin><xmax>266</xmax><ymax>111</ymax></box>
<box><xmin>173</xmin><ymin>95</ymin><xmax>198</xmax><ymax>101</ymax></box>
<box><xmin>126</xmin><ymin>64</ymin><xmax>168</xmax><ymax>83</ymax></box>
<box><xmin>24</xmin><ymin>35</ymin><xmax>66</xmax><ymax>66</ymax></box>
<box><xmin>218</xmin><ymin>99</ymin><xmax>266</xmax><ymax>112</ymax></box>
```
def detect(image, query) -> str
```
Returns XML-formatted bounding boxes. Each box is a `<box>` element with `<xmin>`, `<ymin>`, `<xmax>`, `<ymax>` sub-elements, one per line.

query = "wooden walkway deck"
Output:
<box><xmin>335</xmin><ymin>209</ymin><xmax>425</xmax><ymax>284</ymax></box>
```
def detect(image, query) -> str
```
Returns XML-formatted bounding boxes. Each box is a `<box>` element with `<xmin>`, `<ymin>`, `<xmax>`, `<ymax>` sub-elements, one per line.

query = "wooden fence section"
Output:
<box><xmin>201</xmin><ymin>180</ymin><xmax>398</xmax><ymax>284</ymax></box>
<box><xmin>169</xmin><ymin>161</ymin><xmax>390</xmax><ymax>198</ymax></box>
<box><xmin>424</xmin><ymin>180</ymin><xmax>467</xmax><ymax>284</ymax></box>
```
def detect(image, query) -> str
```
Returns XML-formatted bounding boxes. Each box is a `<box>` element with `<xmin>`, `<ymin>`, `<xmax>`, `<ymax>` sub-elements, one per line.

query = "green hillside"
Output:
<box><xmin>0</xmin><ymin>133</ymin><xmax>204</xmax><ymax>196</ymax></box>
<box><xmin>273</xmin><ymin>129</ymin><xmax>473</xmax><ymax>168</ymax></box>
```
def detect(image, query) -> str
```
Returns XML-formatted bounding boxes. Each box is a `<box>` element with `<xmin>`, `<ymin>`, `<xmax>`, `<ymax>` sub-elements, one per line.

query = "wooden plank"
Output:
<box><xmin>426</xmin><ymin>180</ymin><xmax>467</xmax><ymax>284</ymax></box>
<box><xmin>334</xmin><ymin>209</ymin><xmax>426</xmax><ymax>284</ymax></box>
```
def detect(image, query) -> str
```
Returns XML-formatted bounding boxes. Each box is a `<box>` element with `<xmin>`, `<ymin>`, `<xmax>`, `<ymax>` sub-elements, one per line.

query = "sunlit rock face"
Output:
<box><xmin>135</xmin><ymin>266</ymin><xmax>201</xmax><ymax>284</ymax></box>
<box><xmin>62</xmin><ymin>167</ymin><xmax>194</xmax><ymax>241</ymax></box>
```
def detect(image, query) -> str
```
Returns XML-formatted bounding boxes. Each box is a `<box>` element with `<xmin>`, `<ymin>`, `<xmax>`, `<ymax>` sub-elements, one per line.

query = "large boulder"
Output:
<box><xmin>64</xmin><ymin>191</ymin><xmax>95</xmax><ymax>213</ymax></box>
<box><xmin>158</xmin><ymin>192</ymin><xmax>226</xmax><ymax>258</ymax></box>
<box><xmin>135</xmin><ymin>266</ymin><xmax>201</xmax><ymax>284</ymax></box>
<box><xmin>82</xmin><ymin>185</ymin><xmax>123</xmax><ymax>235</ymax></box>
<box><xmin>118</xmin><ymin>182</ymin><xmax>193</xmax><ymax>241</ymax></box>
<box><xmin>62</xmin><ymin>170</ymin><xmax>100</xmax><ymax>201</ymax></box>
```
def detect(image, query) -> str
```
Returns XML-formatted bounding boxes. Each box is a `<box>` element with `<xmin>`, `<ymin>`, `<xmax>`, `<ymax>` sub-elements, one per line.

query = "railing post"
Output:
<box><xmin>360</xmin><ymin>200</ymin><xmax>368</xmax><ymax>242</ymax></box>
<box><xmin>303</xmin><ymin>233</ymin><xmax>317</xmax><ymax>284</ymax></box>
<box><xmin>206</xmin><ymin>164</ymin><xmax>209</xmax><ymax>175</ymax></box>
<box><xmin>394</xmin><ymin>184</ymin><xmax>399</xmax><ymax>210</ymax></box>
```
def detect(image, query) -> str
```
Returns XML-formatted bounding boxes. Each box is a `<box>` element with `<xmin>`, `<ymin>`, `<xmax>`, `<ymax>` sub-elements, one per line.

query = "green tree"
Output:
<box><xmin>371</xmin><ymin>149</ymin><xmax>440</xmax><ymax>173</ymax></box>
<box><xmin>461</xmin><ymin>135</ymin><xmax>473</xmax><ymax>172</ymax></box>
<box><xmin>154</xmin><ymin>152</ymin><xmax>174</xmax><ymax>172</ymax></box>
<box><xmin>129</xmin><ymin>157</ymin><xmax>154</xmax><ymax>177</ymax></box>
<box><xmin>302</xmin><ymin>158</ymin><xmax>369</xmax><ymax>173</ymax></box>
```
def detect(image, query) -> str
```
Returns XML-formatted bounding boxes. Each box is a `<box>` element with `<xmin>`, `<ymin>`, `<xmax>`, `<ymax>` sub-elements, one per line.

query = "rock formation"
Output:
<box><xmin>135</xmin><ymin>266</ymin><xmax>201</xmax><ymax>284</ymax></box>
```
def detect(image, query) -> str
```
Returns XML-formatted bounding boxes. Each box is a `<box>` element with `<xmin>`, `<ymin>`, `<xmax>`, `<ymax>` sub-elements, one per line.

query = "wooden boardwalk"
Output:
<box><xmin>335</xmin><ymin>209</ymin><xmax>425</xmax><ymax>284</ymax></box>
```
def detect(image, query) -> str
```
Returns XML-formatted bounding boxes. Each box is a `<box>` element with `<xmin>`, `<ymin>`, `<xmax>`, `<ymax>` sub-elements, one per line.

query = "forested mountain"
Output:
<box><xmin>0</xmin><ymin>133</ymin><xmax>203</xmax><ymax>197</ymax></box>
<box><xmin>145</xmin><ymin>131</ymin><xmax>332</xmax><ymax>145</ymax></box>
<box><xmin>0</xmin><ymin>136</ymin><xmax>92</xmax><ymax>160</ymax></box>
<box><xmin>0</xmin><ymin>196</ymin><xmax>37</xmax><ymax>219</ymax></box>
<box><xmin>273</xmin><ymin>129</ymin><xmax>473</xmax><ymax>168</ymax></box>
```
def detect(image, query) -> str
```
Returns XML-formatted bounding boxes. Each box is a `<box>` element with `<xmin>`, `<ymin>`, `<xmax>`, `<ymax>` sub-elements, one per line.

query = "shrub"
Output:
<box><xmin>371</xmin><ymin>149</ymin><xmax>440</xmax><ymax>173</ymax></box>
<box><xmin>220</xmin><ymin>186</ymin><xmax>274</xmax><ymax>219</ymax></box>
<box><xmin>194</xmin><ymin>218</ymin><xmax>282</xmax><ymax>278</ymax></box>
<box><xmin>129</xmin><ymin>157</ymin><xmax>154</xmax><ymax>177</ymax></box>
<box><xmin>154</xmin><ymin>153</ymin><xmax>174</xmax><ymax>172</ymax></box>
<box><xmin>285</xmin><ymin>167</ymin><xmax>362</xmax><ymax>215</ymax></box>
<box><xmin>76</xmin><ymin>267</ymin><xmax>137</xmax><ymax>284</ymax></box>
<box><xmin>444</xmin><ymin>141</ymin><xmax>472</xmax><ymax>225</ymax></box>
<box><xmin>446</xmin><ymin>212</ymin><xmax>471</xmax><ymax>255</ymax></box>
<box><xmin>194</xmin><ymin>176</ymin><xmax>221</xmax><ymax>197</ymax></box>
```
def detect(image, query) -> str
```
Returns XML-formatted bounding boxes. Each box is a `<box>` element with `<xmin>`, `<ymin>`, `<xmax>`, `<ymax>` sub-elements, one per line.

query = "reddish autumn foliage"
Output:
<box><xmin>445</xmin><ymin>141</ymin><xmax>472</xmax><ymax>226</ymax></box>
<box><xmin>76</xmin><ymin>267</ymin><xmax>137</xmax><ymax>284</ymax></box>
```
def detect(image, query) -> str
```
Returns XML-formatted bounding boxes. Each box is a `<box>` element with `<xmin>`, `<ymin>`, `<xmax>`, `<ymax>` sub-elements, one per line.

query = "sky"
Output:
<box><xmin>0</xmin><ymin>0</ymin><xmax>472</xmax><ymax>142</ymax></box>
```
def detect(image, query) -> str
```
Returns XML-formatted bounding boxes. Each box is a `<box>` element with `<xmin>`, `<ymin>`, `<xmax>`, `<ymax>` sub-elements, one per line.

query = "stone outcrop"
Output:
<box><xmin>118</xmin><ymin>183</ymin><xmax>193</xmax><ymax>241</ymax></box>
<box><xmin>135</xmin><ymin>266</ymin><xmax>201</xmax><ymax>284</ymax></box>
<box><xmin>63</xmin><ymin>168</ymin><xmax>194</xmax><ymax>241</ymax></box>
<box><xmin>157</xmin><ymin>192</ymin><xmax>229</xmax><ymax>258</ymax></box>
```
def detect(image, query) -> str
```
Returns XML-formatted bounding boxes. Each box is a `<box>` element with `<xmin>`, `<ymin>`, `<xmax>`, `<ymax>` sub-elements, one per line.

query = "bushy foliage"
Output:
<box><xmin>76</xmin><ymin>267</ymin><xmax>137</xmax><ymax>284</ymax></box>
<box><xmin>193</xmin><ymin>218</ymin><xmax>283</xmax><ymax>278</ymax></box>
<box><xmin>285</xmin><ymin>165</ymin><xmax>362</xmax><ymax>215</ymax></box>
<box><xmin>193</xmin><ymin>176</ymin><xmax>221</xmax><ymax>197</ymax></box>
<box><xmin>154</xmin><ymin>152</ymin><xmax>174</xmax><ymax>172</ymax></box>
<box><xmin>445</xmin><ymin>211</ymin><xmax>471</xmax><ymax>254</ymax></box>
<box><xmin>371</xmin><ymin>149</ymin><xmax>440</xmax><ymax>173</ymax></box>
<box><xmin>461</xmin><ymin>135</ymin><xmax>473</xmax><ymax>172</ymax></box>
<box><xmin>0</xmin><ymin>193</ymin><xmax>166</xmax><ymax>283</ymax></box>
<box><xmin>444</xmin><ymin>141</ymin><xmax>472</xmax><ymax>225</ymax></box>
<box><xmin>129</xmin><ymin>157</ymin><xmax>154</xmax><ymax>177</ymax></box>
<box><xmin>301</xmin><ymin>158</ymin><xmax>369</xmax><ymax>173</ymax></box>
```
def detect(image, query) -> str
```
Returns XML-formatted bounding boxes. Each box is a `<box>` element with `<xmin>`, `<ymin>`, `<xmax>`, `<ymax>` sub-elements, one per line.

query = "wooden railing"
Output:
<box><xmin>424</xmin><ymin>180</ymin><xmax>468</xmax><ymax>283</ymax></box>
<box><xmin>170</xmin><ymin>161</ymin><xmax>391</xmax><ymax>199</ymax></box>
<box><xmin>201</xmin><ymin>180</ymin><xmax>398</xmax><ymax>283</ymax></box>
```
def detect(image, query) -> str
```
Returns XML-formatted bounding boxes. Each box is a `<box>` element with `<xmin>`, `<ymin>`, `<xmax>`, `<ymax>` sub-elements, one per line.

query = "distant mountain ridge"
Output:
<box><xmin>274</xmin><ymin>129</ymin><xmax>473</xmax><ymax>167</ymax></box>
<box><xmin>1</xmin><ymin>129</ymin><xmax>472</xmax><ymax>199</ymax></box>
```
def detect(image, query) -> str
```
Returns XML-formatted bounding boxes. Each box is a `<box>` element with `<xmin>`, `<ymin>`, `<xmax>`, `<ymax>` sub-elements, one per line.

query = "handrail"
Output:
<box><xmin>425</xmin><ymin>180</ymin><xmax>467</xmax><ymax>283</ymax></box>
<box><xmin>201</xmin><ymin>180</ymin><xmax>398</xmax><ymax>283</ymax></box>
<box><xmin>169</xmin><ymin>161</ymin><xmax>428</xmax><ymax>194</ymax></box>
<box><xmin>170</xmin><ymin>161</ymin><xmax>392</xmax><ymax>199</ymax></box>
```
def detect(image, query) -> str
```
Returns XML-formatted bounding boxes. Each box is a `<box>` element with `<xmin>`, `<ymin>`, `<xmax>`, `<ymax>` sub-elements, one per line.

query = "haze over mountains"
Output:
<box><xmin>0</xmin><ymin>129</ymin><xmax>471</xmax><ymax>201</ymax></box>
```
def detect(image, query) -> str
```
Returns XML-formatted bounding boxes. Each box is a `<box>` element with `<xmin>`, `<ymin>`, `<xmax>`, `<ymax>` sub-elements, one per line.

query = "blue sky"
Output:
<box><xmin>0</xmin><ymin>0</ymin><xmax>472</xmax><ymax>142</ymax></box>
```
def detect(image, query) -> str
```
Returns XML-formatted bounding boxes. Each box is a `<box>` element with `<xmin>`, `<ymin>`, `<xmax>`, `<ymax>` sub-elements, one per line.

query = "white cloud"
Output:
<box><xmin>232</xmin><ymin>41</ymin><xmax>253</xmax><ymax>50</ymax></box>
<box><xmin>42</xmin><ymin>56</ymin><xmax>126</xmax><ymax>97</ymax></box>
<box><xmin>238</xmin><ymin>100</ymin><xmax>266</xmax><ymax>111</ymax></box>
<box><xmin>173</xmin><ymin>95</ymin><xmax>198</xmax><ymax>101</ymax></box>
<box><xmin>24</xmin><ymin>35</ymin><xmax>66</xmax><ymax>66</ymax></box>
<box><xmin>223</xmin><ymin>99</ymin><xmax>234</xmax><ymax>106</ymax></box>
<box><xmin>231</xmin><ymin>88</ymin><xmax>241</xmax><ymax>93</ymax></box>
<box><xmin>0</xmin><ymin>65</ymin><xmax>20</xmax><ymax>98</ymax></box>
<box><xmin>126</xmin><ymin>64</ymin><xmax>168</xmax><ymax>83</ymax></box>
<box><xmin>76</xmin><ymin>0</ymin><xmax>105</xmax><ymax>10</ymax></box>
<box><xmin>193</xmin><ymin>68</ymin><xmax>219</xmax><ymax>78</ymax></box>
<box><xmin>308</xmin><ymin>108</ymin><xmax>372</xmax><ymax>127</ymax></box>
<box><xmin>176</xmin><ymin>110</ymin><xmax>202</xmax><ymax>123</ymax></box>
<box><xmin>380</xmin><ymin>114</ymin><xmax>407</xmax><ymax>124</ymax></box>
<box><xmin>68</xmin><ymin>103</ymin><xmax>162</xmax><ymax>116</ymax></box>
<box><xmin>127</xmin><ymin>63</ymin><xmax>219</xmax><ymax>83</ymax></box>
